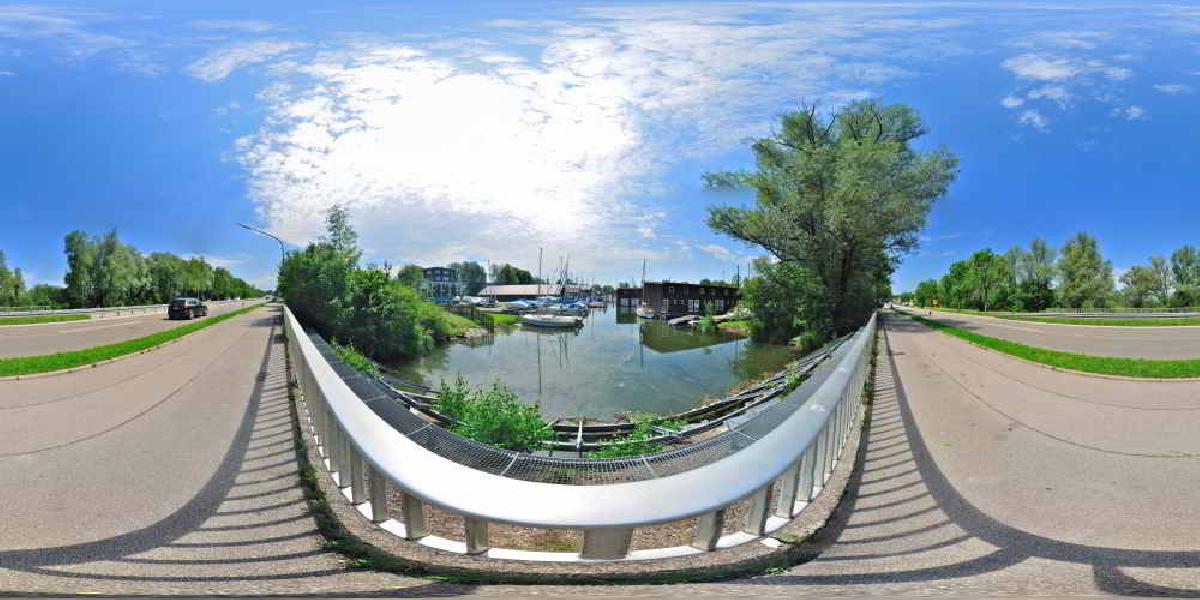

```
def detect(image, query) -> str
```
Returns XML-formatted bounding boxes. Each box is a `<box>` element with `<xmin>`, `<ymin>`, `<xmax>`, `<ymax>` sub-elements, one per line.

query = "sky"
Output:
<box><xmin>1</xmin><ymin>1</ymin><xmax>1198</xmax><ymax>292</ymax></box>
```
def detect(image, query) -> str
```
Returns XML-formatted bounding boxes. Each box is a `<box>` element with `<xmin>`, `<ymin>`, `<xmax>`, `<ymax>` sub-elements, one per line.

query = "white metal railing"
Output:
<box><xmin>0</xmin><ymin>298</ymin><xmax>263</xmax><ymax>319</ymax></box>
<box><xmin>284</xmin><ymin>306</ymin><xmax>876</xmax><ymax>561</ymax></box>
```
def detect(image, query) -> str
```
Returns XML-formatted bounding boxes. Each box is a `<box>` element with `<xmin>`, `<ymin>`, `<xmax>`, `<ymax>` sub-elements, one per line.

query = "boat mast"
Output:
<box><xmin>537</xmin><ymin>247</ymin><xmax>543</xmax><ymax>298</ymax></box>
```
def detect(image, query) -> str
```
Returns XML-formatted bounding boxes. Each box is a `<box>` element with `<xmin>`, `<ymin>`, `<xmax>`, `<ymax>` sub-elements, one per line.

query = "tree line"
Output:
<box><xmin>278</xmin><ymin>206</ymin><xmax>473</xmax><ymax>360</ymax></box>
<box><xmin>907</xmin><ymin>233</ymin><xmax>1200</xmax><ymax>311</ymax></box>
<box><xmin>706</xmin><ymin>101</ymin><xmax>959</xmax><ymax>349</ymax></box>
<box><xmin>0</xmin><ymin>232</ymin><xmax>263</xmax><ymax>309</ymax></box>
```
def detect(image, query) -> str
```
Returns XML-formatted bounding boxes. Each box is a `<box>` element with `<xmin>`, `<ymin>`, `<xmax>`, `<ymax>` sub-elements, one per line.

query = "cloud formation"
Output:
<box><xmin>187</xmin><ymin>40</ymin><xmax>305</xmax><ymax>82</ymax></box>
<box><xmin>235</xmin><ymin>4</ymin><xmax>964</xmax><ymax>276</ymax></box>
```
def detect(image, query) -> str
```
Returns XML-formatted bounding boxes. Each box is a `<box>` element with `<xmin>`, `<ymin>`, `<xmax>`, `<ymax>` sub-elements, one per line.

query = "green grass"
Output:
<box><xmin>486</xmin><ymin>312</ymin><xmax>520</xmax><ymax>326</ymax></box>
<box><xmin>906</xmin><ymin>313</ymin><xmax>1200</xmax><ymax>379</ymax></box>
<box><xmin>0</xmin><ymin>313</ymin><xmax>90</xmax><ymax>326</ymax></box>
<box><xmin>0</xmin><ymin>303</ymin><xmax>264</xmax><ymax>377</ymax></box>
<box><xmin>996</xmin><ymin>315</ymin><xmax>1200</xmax><ymax>327</ymax></box>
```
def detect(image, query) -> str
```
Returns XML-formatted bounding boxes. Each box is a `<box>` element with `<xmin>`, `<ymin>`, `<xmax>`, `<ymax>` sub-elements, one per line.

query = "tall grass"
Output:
<box><xmin>434</xmin><ymin>376</ymin><xmax>552</xmax><ymax>451</ymax></box>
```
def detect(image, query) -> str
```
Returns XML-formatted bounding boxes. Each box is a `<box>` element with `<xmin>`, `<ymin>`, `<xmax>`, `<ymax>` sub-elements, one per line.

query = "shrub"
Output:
<box><xmin>588</xmin><ymin>414</ymin><xmax>686</xmax><ymax>458</ymax></box>
<box><xmin>435</xmin><ymin>378</ymin><xmax>552</xmax><ymax>451</ymax></box>
<box><xmin>332</xmin><ymin>340</ymin><xmax>380</xmax><ymax>377</ymax></box>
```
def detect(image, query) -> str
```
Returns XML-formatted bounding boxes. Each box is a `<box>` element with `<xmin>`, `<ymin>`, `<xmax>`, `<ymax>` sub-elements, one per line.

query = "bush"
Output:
<box><xmin>588</xmin><ymin>414</ymin><xmax>686</xmax><ymax>458</ymax></box>
<box><xmin>435</xmin><ymin>378</ymin><xmax>552</xmax><ymax>451</ymax></box>
<box><xmin>332</xmin><ymin>340</ymin><xmax>380</xmax><ymax>377</ymax></box>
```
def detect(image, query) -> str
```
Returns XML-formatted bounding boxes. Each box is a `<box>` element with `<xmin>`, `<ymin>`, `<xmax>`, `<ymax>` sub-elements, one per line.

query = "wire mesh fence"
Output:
<box><xmin>308</xmin><ymin>327</ymin><xmax>839</xmax><ymax>486</ymax></box>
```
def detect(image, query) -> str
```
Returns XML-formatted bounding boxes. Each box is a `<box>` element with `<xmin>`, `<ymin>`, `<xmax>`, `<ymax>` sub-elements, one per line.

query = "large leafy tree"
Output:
<box><xmin>706</xmin><ymin>101</ymin><xmax>958</xmax><ymax>337</ymax></box>
<box><xmin>1057</xmin><ymin>232</ymin><xmax>1113</xmax><ymax>308</ymax></box>
<box><xmin>450</xmin><ymin>261</ymin><xmax>488</xmax><ymax>295</ymax></box>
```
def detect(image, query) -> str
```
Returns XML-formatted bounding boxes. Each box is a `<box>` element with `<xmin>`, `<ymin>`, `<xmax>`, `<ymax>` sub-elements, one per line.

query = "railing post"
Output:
<box><xmin>400</xmin><ymin>492</ymin><xmax>427</xmax><ymax>539</ymax></box>
<box><xmin>775</xmin><ymin>460</ymin><xmax>802</xmax><ymax>518</ymax></box>
<box><xmin>349</xmin><ymin>447</ymin><xmax>366</xmax><ymax>504</ymax></box>
<box><xmin>744</xmin><ymin>482</ymin><xmax>774</xmax><ymax>536</ymax></box>
<box><xmin>580</xmin><ymin>527</ymin><xmax>633</xmax><ymax>560</ymax></box>
<box><xmin>368</xmin><ymin>465</ymin><xmax>389</xmax><ymax>523</ymax></box>
<box><xmin>464</xmin><ymin>517</ymin><xmax>490</xmax><ymax>555</ymax></box>
<box><xmin>691</xmin><ymin>509</ymin><xmax>725</xmax><ymax>551</ymax></box>
<box><xmin>799</xmin><ymin>443</ymin><xmax>817</xmax><ymax>502</ymax></box>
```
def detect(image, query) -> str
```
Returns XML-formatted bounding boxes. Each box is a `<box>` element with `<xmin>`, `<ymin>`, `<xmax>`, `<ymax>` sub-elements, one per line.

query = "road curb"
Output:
<box><xmin>284</xmin><ymin>332</ymin><xmax>875</xmax><ymax>584</ymax></box>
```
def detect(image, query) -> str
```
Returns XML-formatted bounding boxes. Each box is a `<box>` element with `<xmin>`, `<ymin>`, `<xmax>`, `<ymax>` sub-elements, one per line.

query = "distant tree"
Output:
<box><xmin>1057</xmin><ymin>232</ymin><xmax>1113</xmax><ymax>308</ymax></box>
<box><xmin>1149</xmin><ymin>255</ymin><xmax>1173</xmax><ymax>306</ymax></box>
<box><xmin>913</xmin><ymin>279</ymin><xmax>940</xmax><ymax>307</ymax></box>
<box><xmin>1120</xmin><ymin>265</ymin><xmax>1161</xmax><ymax>308</ymax></box>
<box><xmin>396</xmin><ymin>264</ymin><xmax>425</xmax><ymax>289</ymax></box>
<box><xmin>1170</xmin><ymin>245</ymin><xmax>1200</xmax><ymax>307</ymax></box>
<box><xmin>450</xmin><ymin>261</ymin><xmax>487</xmax><ymax>295</ymax></box>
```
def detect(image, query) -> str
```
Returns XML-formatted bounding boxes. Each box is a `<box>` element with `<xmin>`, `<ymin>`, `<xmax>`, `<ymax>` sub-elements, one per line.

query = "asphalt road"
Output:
<box><xmin>911</xmin><ymin>307</ymin><xmax>1200</xmax><ymax>359</ymax></box>
<box><xmin>3</xmin><ymin>308</ymin><xmax>1197</xmax><ymax>596</ymax></box>
<box><xmin>0</xmin><ymin>300</ymin><xmax>253</xmax><ymax>358</ymax></box>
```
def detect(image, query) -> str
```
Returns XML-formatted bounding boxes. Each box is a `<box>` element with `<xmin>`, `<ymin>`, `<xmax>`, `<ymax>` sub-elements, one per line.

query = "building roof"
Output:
<box><xmin>478</xmin><ymin>284</ymin><xmax>587</xmax><ymax>296</ymax></box>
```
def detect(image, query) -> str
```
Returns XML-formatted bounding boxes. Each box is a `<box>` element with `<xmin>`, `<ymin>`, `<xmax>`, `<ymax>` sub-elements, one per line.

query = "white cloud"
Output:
<box><xmin>697</xmin><ymin>244</ymin><xmax>736</xmax><ymax>262</ymax></box>
<box><xmin>190</xmin><ymin>19</ymin><xmax>279</xmax><ymax>33</ymax></box>
<box><xmin>1002</xmin><ymin>53</ymin><xmax>1129</xmax><ymax>82</ymax></box>
<box><xmin>0</xmin><ymin>70</ymin><xmax>12</xmax><ymax>76</ymax></box>
<box><xmin>1001</xmin><ymin>95</ymin><xmax>1024</xmax><ymax>108</ymax></box>
<box><xmin>236</xmin><ymin>4</ymin><xmax>963</xmax><ymax>276</ymax></box>
<box><xmin>0</xmin><ymin>5</ymin><xmax>160</xmax><ymax>74</ymax></box>
<box><xmin>187</xmin><ymin>40</ymin><xmax>306</xmax><ymax>82</ymax></box>
<box><xmin>1002</xmin><ymin>54</ymin><xmax>1082</xmax><ymax>81</ymax></box>
<box><xmin>1112</xmin><ymin>105</ymin><xmax>1148</xmax><ymax>120</ymax></box>
<box><xmin>1018</xmin><ymin>109</ymin><xmax>1049</xmax><ymax>130</ymax></box>
<box><xmin>1027</xmin><ymin>84</ymin><xmax>1071</xmax><ymax>106</ymax></box>
<box><xmin>1154</xmin><ymin>83</ymin><xmax>1192</xmax><ymax>95</ymax></box>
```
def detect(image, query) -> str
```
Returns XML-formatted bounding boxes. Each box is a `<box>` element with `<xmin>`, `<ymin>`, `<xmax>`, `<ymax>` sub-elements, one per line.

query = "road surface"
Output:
<box><xmin>910</xmin><ymin>308</ymin><xmax>1200</xmax><ymax>359</ymax></box>
<box><xmin>3</xmin><ymin>308</ymin><xmax>1197</xmax><ymax>595</ymax></box>
<box><xmin>0</xmin><ymin>301</ymin><xmax>253</xmax><ymax>358</ymax></box>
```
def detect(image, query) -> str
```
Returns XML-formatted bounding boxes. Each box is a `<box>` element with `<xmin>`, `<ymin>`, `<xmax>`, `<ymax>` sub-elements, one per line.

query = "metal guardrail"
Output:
<box><xmin>284</xmin><ymin>305</ymin><xmax>876</xmax><ymax>561</ymax></box>
<box><xmin>0</xmin><ymin>298</ymin><xmax>263</xmax><ymax>319</ymax></box>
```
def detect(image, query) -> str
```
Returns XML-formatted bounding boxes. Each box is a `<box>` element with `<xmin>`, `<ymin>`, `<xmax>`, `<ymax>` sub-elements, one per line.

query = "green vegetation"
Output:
<box><xmin>60</xmin><ymin>230</ymin><xmax>261</xmax><ymax>307</ymax></box>
<box><xmin>717</xmin><ymin>319</ymin><xmax>750</xmax><ymax>335</ymax></box>
<box><xmin>483</xmin><ymin>312</ymin><xmax>520</xmax><ymax>327</ymax></box>
<box><xmin>278</xmin><ymin>206</ymin><xmax>479</xmax><ymax>362</ymax></box>
<box><xmin>434</xmin><ymin>376</ymin><xmax>552</xmax><ymax>451</ymax></box>
<box><xmin>997</xmin><ymin>315</ymin><xmax>1200</xmax><ymax>327</ymax></box>
<box><xmin>588</xmin><ymin>413</ymin><xmax>687</xmax><ymax>458</ymax></box>
<box><xmin>911</xmin><ymin>236</ymin><xmax>1200</xmax><ymax>312</ymax></box>
<box><xmin>0</xmin><ymin>313</ymin><xmax>89</xmax><ymax>326</ymax></box>
<box><xmin>331</xmin><ymin>341</ymin><xmax>381</xmax><ymax>377</ymax></box>
<box><xmin>906</xmin><ymin>312</ymin><xmax>1200</xmax><ymax>378</ymax></box>
<box><xmin>0</xmin><ymin>303</ymin><xmax>263</xmax><ymax>377</ymax></box>
<box><xmin>705</xmin><ymin>101</ymin><xmax>957</xmax><ymax>349</ymax></box>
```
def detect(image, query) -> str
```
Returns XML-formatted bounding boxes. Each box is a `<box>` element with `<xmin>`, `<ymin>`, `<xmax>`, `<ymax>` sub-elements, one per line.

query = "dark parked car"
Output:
<box><xmin>168</xmin><ymin>297</ymin><xmax>208</xmax><ymax>320</ymax></box>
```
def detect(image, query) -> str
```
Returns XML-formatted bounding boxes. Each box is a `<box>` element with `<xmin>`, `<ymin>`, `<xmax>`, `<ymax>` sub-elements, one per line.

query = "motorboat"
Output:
<box><xmin>520</xmin><ymin>314</ymin><xmax>584</xmax><ymax>328</ymax></box>
<box><xmin>587</xmin><ymin>301</ymin><xmax>606</xmax><ymax>308</ymax></box>
<box><xmin>636</xmin><ymin>305</ymin><xmax>657</xmax><ymax>319</ymax></box>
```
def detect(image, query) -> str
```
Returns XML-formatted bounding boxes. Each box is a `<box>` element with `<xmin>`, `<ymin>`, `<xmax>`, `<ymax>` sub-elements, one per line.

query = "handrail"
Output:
<box><xmin>286</xmin><ymin>305</ymin><xmax>875</xmax><ymax>560</ymax></box>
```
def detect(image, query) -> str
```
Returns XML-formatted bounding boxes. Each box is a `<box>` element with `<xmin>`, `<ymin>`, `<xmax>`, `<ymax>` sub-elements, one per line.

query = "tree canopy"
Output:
<box><xmin>706</xmin><ymin>101</ymin><xmax>958</xmax><ymax>341</ymax></box>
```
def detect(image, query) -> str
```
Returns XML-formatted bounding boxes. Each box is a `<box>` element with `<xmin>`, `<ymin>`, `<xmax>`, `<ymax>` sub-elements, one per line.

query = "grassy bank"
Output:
<box><xmin>0</xmin><ymin>313</ymin><xmax>89</xmax><ymax>326</ymax></box>
<box><xmin>0</xmin><ymin>303</ymin><xmax>264</xmax><ymax>377</ymax></box>
<box><xmin>905</xmin><ymin>312</ymin><xmax>1200</xmax><ymax>379</ymax></box>
<box><xmin>997</xmin><ymin>315</ymin><xmax>1200</xmax><ymax>327</ymax></box>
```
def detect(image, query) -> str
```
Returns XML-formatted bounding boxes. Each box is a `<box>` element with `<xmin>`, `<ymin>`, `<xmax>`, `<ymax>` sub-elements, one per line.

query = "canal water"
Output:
<box><xmin>389</xmin><ymin>307</ymin><xmax>797</xmax><ymax>419</ymax></box>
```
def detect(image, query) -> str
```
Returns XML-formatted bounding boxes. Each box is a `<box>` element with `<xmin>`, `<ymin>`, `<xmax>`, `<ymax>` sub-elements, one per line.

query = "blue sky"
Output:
<box><xmin>1</xmin><ymin>1</ymin><xmax>1197</xmax><ymax>291</ymax></box>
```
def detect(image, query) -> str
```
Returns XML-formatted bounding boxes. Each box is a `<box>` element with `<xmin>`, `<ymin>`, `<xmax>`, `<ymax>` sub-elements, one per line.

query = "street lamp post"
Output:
<box><xmin>236</xmin><ymin>223</ymin><xmax>287</xmax><ymax>262</ymax></box>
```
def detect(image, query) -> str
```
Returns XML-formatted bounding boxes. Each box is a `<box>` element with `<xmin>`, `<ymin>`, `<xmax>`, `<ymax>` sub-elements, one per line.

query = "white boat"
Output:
<box><xmin>636</xmin><ymin>305</ymin><xmax>657</xmax><ymax>319</ymax></box>
<box><xmin>587</xmin><ymin>301</ymin><xmax>606</xmax><ymax>308</ymax></box>
<box><xmin>521</xmin><ymin>314</ymin><xmax>584</xmax><ymax>328</ymax></box>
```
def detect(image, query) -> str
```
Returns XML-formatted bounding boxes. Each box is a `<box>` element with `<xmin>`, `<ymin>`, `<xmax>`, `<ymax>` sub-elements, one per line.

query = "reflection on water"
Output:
<box><xmin>389</xmin><ymin>307</ymin><xmax>796</xmax><ymax>419</ymax></box>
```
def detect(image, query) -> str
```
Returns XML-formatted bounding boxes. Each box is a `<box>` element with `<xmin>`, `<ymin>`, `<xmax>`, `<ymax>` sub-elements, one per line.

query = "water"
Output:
<box><xmin>389</xmin><ymin>308</ymin><xmax>797</xmax><ymax>419</ymax></box>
